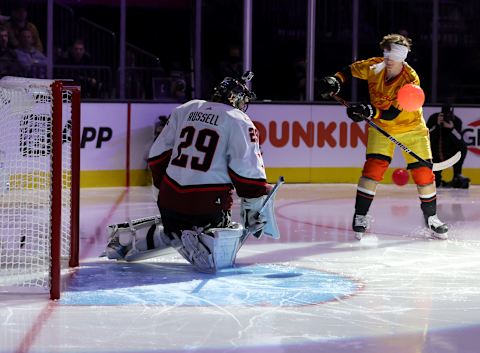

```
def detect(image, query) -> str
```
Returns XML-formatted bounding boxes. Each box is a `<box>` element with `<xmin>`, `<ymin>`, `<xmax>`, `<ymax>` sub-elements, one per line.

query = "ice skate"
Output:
<box><xmin>352</xmin><ymin>213</ymin><xmax>369</xmax><ymax>240</ymax></box>
<box><xmin>425</xmin><ymin>214</ymin><xmax>448</xmax><ymax>240</ymax></box>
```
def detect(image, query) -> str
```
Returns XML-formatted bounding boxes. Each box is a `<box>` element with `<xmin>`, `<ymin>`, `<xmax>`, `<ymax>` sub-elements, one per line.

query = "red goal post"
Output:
<box><xmin>0</xmin><ymin>77</ymin><xmax>80</xmax><ymax>300</ymax></box>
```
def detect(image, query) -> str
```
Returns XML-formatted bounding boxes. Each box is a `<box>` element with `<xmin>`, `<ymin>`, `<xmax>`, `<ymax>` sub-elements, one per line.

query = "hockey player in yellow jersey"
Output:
<box><xmin>319</xmin><ymin>33</ymin><xmax>448</xmax><ymax>240</ymax></box>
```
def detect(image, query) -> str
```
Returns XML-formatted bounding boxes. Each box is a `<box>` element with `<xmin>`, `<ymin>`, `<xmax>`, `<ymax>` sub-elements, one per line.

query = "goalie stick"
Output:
<box><xmin>331</xmin><ymin>94</ymin><xmax>461</xmax><ymax>172</ymax></box>
<box><xmin>239</xmin><ymin>175</ymin><xmax>285</xmax><ymax>247</ymax></box>
<box><xmin>259</xmin><ymin>176</ymin><xmax>285</xmax><ymax>215</ymax></box>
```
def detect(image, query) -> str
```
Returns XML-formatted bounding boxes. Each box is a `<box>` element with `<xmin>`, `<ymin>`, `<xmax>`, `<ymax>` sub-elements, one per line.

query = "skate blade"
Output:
<box><xmin>429</xmin><ymin>231</ymin><xmax>448</xmax><ymax>240</ymax></box>
<box><xmin>355</xmin><ymin>232</ymin><xmax>364</xmax><ymax>240</ymax></box>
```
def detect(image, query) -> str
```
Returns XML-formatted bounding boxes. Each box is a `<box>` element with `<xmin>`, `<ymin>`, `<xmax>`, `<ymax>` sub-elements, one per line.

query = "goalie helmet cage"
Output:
<box><xmin>0</xmin><ymin>77</ymin><xmax>80</xmax><ymax>300</ymax></box>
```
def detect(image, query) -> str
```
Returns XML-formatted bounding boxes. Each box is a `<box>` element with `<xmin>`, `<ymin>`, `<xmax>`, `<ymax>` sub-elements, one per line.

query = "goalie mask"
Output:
<box><xmin>212</xmin><ymin>71</ymin><xmax>256</xmax><ymax>112</ymax></box>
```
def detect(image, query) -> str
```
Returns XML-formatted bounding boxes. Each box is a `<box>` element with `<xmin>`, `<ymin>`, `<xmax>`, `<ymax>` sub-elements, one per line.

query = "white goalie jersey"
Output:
<box><xmin>148</xmin><ymin>99</ymin><xmax>271</xmax><ymax>215</ymax></box>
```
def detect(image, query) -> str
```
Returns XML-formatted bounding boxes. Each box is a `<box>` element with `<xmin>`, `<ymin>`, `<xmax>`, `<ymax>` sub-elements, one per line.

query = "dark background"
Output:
<box><xmin>1</xmin><ymin>0</ymin><xmax>479</xmax><ymax>103</ymax></box>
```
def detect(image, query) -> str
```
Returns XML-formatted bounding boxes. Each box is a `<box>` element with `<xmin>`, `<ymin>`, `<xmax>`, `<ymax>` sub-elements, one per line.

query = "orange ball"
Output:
<box><xmin>392</xmin><ymin>168</ymin><xmax>409</xmax><ymax>186</ymax></box>
<box><xmin>397</xmin><ymin>84</ymin><xmax>425</xmax><ymax>112</ymax></box>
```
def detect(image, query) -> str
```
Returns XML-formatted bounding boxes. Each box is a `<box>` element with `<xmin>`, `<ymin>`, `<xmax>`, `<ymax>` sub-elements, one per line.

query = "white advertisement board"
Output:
<box><xmin>129</xmin><ymin>103</ymin><xmax>179</xmax><ymax>170</ymax></box>
<box><xmin>80</xmin><ymin>103</ymin><xmax>128</xmax><ymax>171</ymax></box>
<box><xmin>78</xmin><ymin>102</ymin><xmax>480</xmax><ymax>186</ymax></box>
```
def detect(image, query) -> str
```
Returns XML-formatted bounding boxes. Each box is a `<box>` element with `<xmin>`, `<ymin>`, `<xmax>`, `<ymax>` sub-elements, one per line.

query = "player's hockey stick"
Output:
<box><xmin>331</xmin><ymin>94</ymin><xmax>461</xmax><ymax>172</ymax></box>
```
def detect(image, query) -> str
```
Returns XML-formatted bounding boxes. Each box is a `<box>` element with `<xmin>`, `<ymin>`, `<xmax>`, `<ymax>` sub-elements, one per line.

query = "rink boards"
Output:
<box><xmin>76</xmin><ymin>102</ymin><xmax>480</xmax><ymax>186</ymax></box>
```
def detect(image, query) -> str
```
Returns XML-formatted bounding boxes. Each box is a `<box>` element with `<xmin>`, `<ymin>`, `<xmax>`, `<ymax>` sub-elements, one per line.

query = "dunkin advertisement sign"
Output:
<box><xmin>249</xmin><ymin>105</ymin><xmax>480</xmax><ymax>169</ymax></box>
<box><xmin>247</xmin><ymin>104</ymin><xmax>369</xmax><ymax>168</ymax></box>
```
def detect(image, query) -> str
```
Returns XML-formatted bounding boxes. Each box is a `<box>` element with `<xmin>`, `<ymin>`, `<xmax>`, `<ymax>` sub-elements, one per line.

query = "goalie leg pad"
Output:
<box><xmin>207</xmin><ymin>222</ymin><xmax>244</xmax><ymax>269</ymax></box>
<box><xmin>179</xmin><ymin>229</ymin><xmax>215</xmax><ymax>273</ymax></box>
<box><xmin>105</xmin><ymin>225</ymin><xmax>128</xmax><ymax>260</ymax></box>
<box><xmin>174</xmin><ymin>223</ymin><xmax>244</xmax><ymax>273</ymax></box>
<box><xmin>124</xmin><ymin>224</ymin><xmax>175</xmax><ymax>262</ymax></box>
<box><xmin>105</xmin><ymin>215</ymin><xmax>163</xmax><ymax>260</ymax></box>
<box><xmin>110</xmin><ymin>215</ymin><xmax>161</xmax><ymax>231</ymax></box>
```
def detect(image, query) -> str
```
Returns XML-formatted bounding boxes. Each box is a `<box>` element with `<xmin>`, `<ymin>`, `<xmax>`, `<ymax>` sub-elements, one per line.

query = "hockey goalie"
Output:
<box><xmin>104</xmin><ymin>71</ymin><xmax>282</xmax><ymax>273</ymax></box>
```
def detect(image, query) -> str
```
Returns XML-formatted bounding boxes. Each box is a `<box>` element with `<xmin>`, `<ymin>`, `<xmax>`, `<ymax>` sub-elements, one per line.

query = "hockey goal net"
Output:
<box><xmin>0</xmin><ymin>77</ymin><xmax>80</xmax><ymax>300</ymax></box>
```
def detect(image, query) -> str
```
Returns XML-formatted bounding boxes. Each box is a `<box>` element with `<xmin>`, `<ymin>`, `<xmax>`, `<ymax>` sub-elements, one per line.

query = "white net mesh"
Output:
<box><xmin>0</xmin><ymin>77</ymin><xmax>74</xmax><ymax>292</ymax></box>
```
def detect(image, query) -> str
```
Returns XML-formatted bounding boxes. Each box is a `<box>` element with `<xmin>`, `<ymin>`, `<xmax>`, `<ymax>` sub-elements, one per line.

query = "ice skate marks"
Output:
<box><xmin>59</xmin><ymin>263</ymin><xmax>359</xmax><ymax>306</ymax></box>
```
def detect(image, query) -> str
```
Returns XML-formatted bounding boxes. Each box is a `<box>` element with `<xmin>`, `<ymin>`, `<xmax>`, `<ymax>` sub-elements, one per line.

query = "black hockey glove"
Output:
<box><xmin>346</xmin><ymin>103</ymin><xmax>377</xmax><ymax>122</ymax></box>
<box><xmin>318</xmin><ymin>76</ymin><xmax>341</xmax><ymax>97</ymax></box>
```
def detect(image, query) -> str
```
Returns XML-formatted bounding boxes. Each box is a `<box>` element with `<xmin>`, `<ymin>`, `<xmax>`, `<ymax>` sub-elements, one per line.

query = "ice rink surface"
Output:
<box><xmin>1</xmin><ymin>183</ymin><xmax>480</xmax><ymax>353</ymax></box>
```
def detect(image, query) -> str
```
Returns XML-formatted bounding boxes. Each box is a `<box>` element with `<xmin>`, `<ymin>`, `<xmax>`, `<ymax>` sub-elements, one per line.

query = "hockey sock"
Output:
<box><xmin>355</xmin><ymin>177</ymin><xmax>377</xmax><ymax>215</ymax></box>
<box><xmin>419</xmin><ymin>193</ymin><xmax>437</xmax><ymax>217</ymax></box>
<box><xmin>355</xmin><ymin>187</ymin><xmax>375</xmax><ymax>215</ymax></box>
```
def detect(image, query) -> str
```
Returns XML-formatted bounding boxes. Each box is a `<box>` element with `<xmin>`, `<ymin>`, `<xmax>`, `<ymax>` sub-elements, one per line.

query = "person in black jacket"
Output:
<box><xmin>427</xmin><ymin>104</ymin><xmax>470</xmax><ymax>188</ymax></box>
<box><xmin>0</xmin><ymin>25</ymin><xmax>21</xmax><ymax>77</ymax></box>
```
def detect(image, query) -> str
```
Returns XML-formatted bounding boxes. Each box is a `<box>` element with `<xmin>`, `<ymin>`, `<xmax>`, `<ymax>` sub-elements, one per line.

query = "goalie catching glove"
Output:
<box><xmin>241</xmin><ymin>196</ymin><xmax>268</xmax><ymax>238</ymax></box>
<box><xmin>346</xmin><ymin>103</ymin><xmax>377</xmax><ymax>122</ymax></box>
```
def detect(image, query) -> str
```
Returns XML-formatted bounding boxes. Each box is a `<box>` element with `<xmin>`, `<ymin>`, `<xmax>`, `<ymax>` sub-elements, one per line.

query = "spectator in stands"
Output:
<box><xmin>54</xmin><ymin>46</ymin><xmax>65</xmax><ymax>63</ymax></box>
<box><xmin>169</xmin><ymin>62</ymin><xmax>187</xmax><ymax>100</ymax></box>
<box><xmin>5</xmin><ymin>3</ymin><xmax>43</xmax><ymax>52</ymax></box>
<box><xmin>59</xmin><ymin>39</ymin><xmax>101</xmax><ymax>98</ymax></box>
<box><xmin>293</xmin><ymin>56</ymin><xmax>306</xmax><ymax>100</ymax></box>
<box><xmin>15</xmin><ymin>28</ymin><xmax>46</xmax><ymax>78</ymax></box>
<box><xmin>427</xmin><ymin>103</ymin><xmax>470</xmax><ymax>188</ymax></box>
<box><xmin>0</xmin><ymin>25</ymin><xmax>20</xmax><ymax>77</ymax></box>
<box><xmin>61</xmin><ymin>39</ymin><xmax>92</xmax><ymax>65</ymax></box>
<box><xmin>218</xmin><ymin>45</ymin><xmax>243</xmax><ymax>81</ymax></box>
<box><xmin>125</xmin><ymin>50</ymin><xmax>145</xmax><ymax>99</ymax></box>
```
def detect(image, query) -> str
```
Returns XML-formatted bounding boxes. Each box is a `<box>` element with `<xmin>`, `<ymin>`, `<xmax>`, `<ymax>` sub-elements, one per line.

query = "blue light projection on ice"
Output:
<box><xmin>60</xmin><ymin>263</ymin><xmax>359</xmax><ymax>306</ymax></box>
